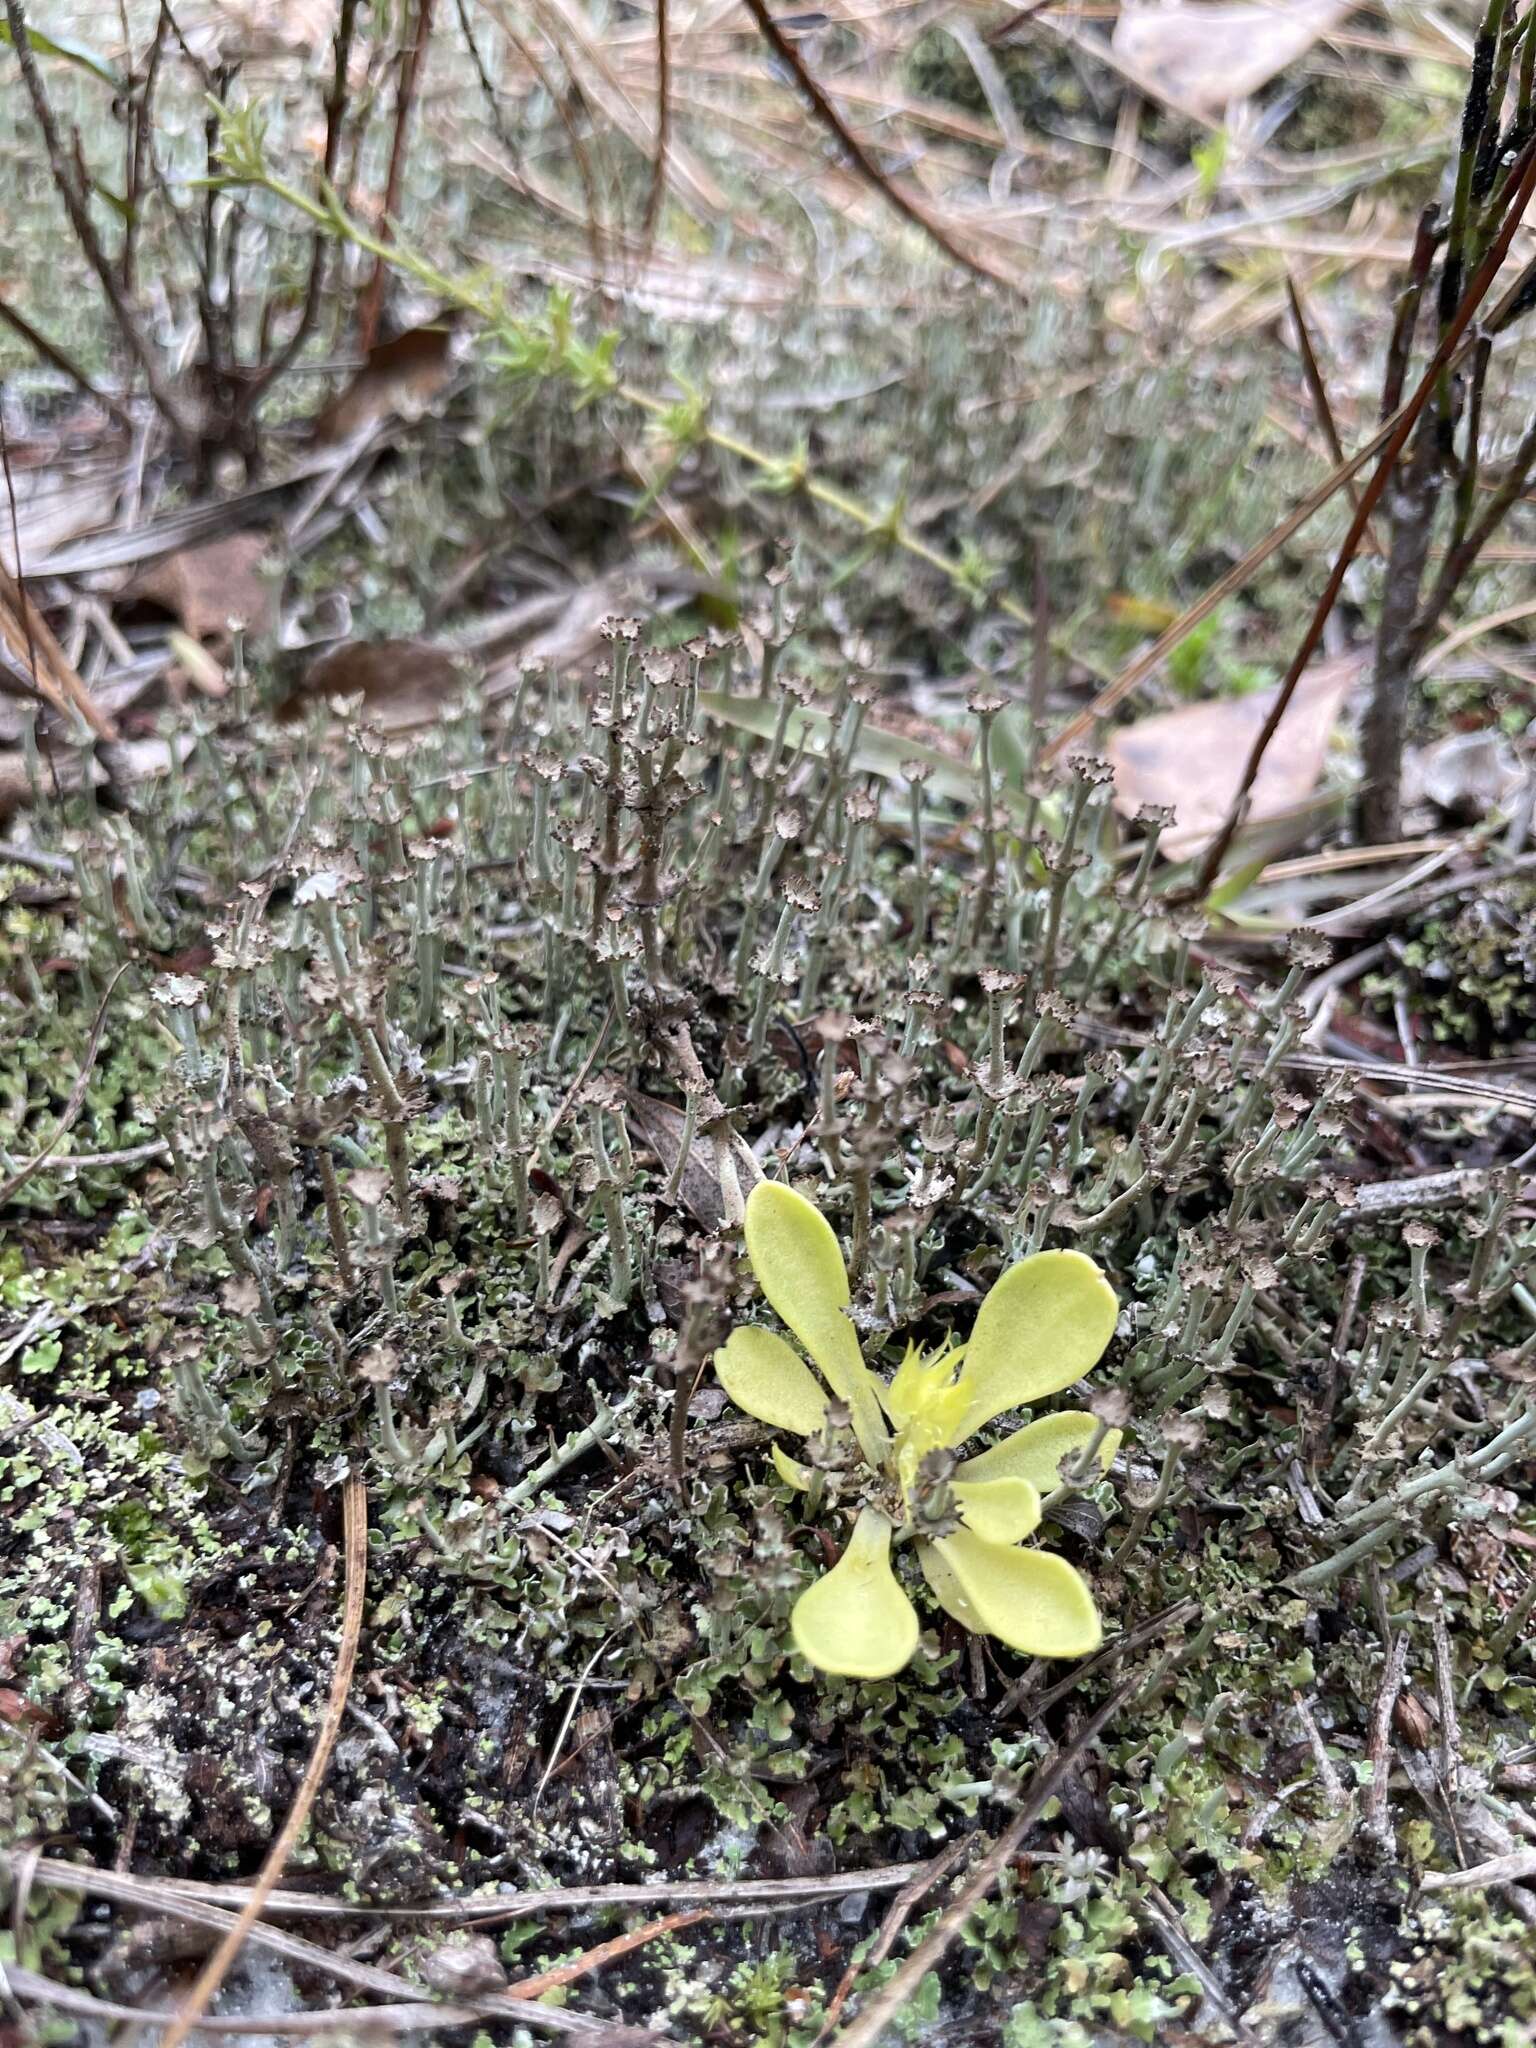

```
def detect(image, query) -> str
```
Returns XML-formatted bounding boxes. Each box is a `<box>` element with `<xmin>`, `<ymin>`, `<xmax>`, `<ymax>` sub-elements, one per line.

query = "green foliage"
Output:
<box><xmin>3</xmin><ymin>605</ymin><xmax>1532</xmax><ymax>2037</ymax></box>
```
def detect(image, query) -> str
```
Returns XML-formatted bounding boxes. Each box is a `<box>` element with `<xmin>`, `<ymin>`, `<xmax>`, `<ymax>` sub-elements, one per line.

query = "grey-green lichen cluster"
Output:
<box><xmin>1</xmin><ymin>606</ymin><xmax>1534</xmax><ymax>2042</ymax></box>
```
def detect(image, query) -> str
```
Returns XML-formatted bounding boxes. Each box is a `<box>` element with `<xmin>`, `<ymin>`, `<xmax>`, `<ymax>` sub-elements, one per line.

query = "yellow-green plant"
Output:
<box><xmin>714</xmin><ymin>1182</ymin><xmax>1122</xmax><ymax>1680</ymax></box>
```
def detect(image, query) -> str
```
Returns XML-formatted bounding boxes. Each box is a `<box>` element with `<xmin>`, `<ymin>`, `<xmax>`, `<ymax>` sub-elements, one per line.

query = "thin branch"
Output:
<box><xmin>239</xmin><ymin>0</ymin><xmax>362</xmax><ymax>416</ymax></box>
<box><xmin>812</xmin><ymin>1839</ymin><xmax>970</xmax><ymax>2044</ymax></box>
<box><xmin>0</xmin><ymin>293</ymin><xmax>133</xmax><ymax>431</ymax></box>
<box><xmin>7</xmin><ymin>1971</ymin><xmax>482</xmax><ymax>2038</ymax></box>
<box><xmin>1285</xmin><ymin>271</ymin><xmax>1380</xmax><ymax>554</ymax></box>
<box><xmin>1190</xmin><ymin>133</ymin><xmax>1536</xmax><ymax>894</ymax></box>
<box><xmin>3</xmin><ymin>0</ymin><xmax>194</xmax><ymax>450</ymax></box>
<box><xmin>828</xmin><ymin>1677</ymin><xmax>1139</xmax><ymax>2048</ymax></box>
<box><xmin>357</xmin><ymin>0</ymin><xmax>437</xmax><ymax>352</ymax></box>
<box><xmin>738</xmin><ymin>0</ymin><xmax>1014</xmax><ymax>291</ymax></box>
<box><xmin>506</xmin><ymin>1909</ymin><xmax>706</xmax><ymax>1998</ymax></box>
<box><xmin>639</xmin><ymin>0</ymin><xmax>670</xmax><ymax>255</ymax></box>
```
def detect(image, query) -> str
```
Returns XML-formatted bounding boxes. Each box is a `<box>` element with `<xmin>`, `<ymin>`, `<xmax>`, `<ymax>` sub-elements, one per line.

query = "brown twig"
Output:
<box><xmin>4</xmin><ymin>0</ymin><xmax>193</xmax><ymax>451</ymax></box>
<box><xmin>1043</xmin><ymin>411</ymin><xmax>1401</xmax><ymax>766</ymax></box>
<box><xmin>507</xmin><ymin>1909</ymin><xmax>707</xmax><ymax>1998</ymax></box>
<box><xmin>14</xmin><ymin>1855</ymin><xmax>653</xmax><ymax>2041</ymax></box>
<box><xmin>828</xmin><ymin>1677</ymin><xmax>1139</xmax><ymax>2048</ymax></box>
<box><xmin>0</xmin><ymin>964</ymin><xmax>132</xmax><ymax>1209</ymax></box>
<box><xmin>812</xmin><ymin>1838</ymin><xmax>970</xmax><ymax>2045</ymax></box>
<box><xmin>0</xmin><ymin>294</ymin><xmax>134</xmax><ymax>432</ymax></box>
<box><xmin>357</xmin><ymin>0</ymin><xmax>437</xmax><ymax>353</ymax></box>
<box><xmin>1001</xmin><ymin>1598</ymin><xmax>1201</xmax><ymax>1722</ymax></box>
<box><xmin>238</xmin><ymin>0</ymin><xmax>362</xmax><ymax>419</ymax></box>
<box><xmin>1285</xmin><ymin>272</ymin><xmax>1379</xmax><ymax>555</ymax></box>
<box><xmin>156</xmin><ymin>1472</ymin><xmax>368</xmax><ymax>2048</ymax></box>
<box><xmin>640</xmin><ymin>0</ymin><xmax>670</xmax><ymax>256</ymax></box>
<box><xmin>738</xmin><ymin>0</ymin><xmax>1013</xmax><ymax>291</ymax></box>
<box><xmin>1190</xmin><ymin>132</ymin><xmax>1536</xmax><ymax>896</ymax></box>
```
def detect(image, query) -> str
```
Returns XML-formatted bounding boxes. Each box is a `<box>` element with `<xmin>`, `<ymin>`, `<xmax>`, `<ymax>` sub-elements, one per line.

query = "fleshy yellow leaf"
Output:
<box><xmin>957</xmin><ymin>1412</ymin><xmax>1121</xmax><ymax>1492</ymax></box>
<box><xmin>952</xmin><ymin>1476</ymin><xmax>1041</xmax><ymax>1545</ymax></box>
<box><xmin>791</xmin><ymin>1508</ymin><xmax>918</xmax><ymax>1679</ymax></box>
<box><xmin>743</xmin><ymin>1182</ymin><xmax>888</xmax><ymax>1460</ymax></box>
<box><xmin>932</xmin><ymin>1530</ymin><xmax>1102</xmax><ymax>1658</ymax></box>
<box><xmin>770</xmin><ymin>1441</ymin><xmax>814</xmax><ymax>1491</ymax></box>
<box><xmin>918</xmin><ymin>1539</ymin><xmax>980</xmax><ymax>1632</ymax></box>
<box><xmin>714</xmin><ymin>1325</ymin><xmax>828</xmax><ymax>1435</ymax></box>
<box><xmin>953</xmin><ymin>1251</ymin><xmax>1118</xmax><ymax>1440</ymax></box>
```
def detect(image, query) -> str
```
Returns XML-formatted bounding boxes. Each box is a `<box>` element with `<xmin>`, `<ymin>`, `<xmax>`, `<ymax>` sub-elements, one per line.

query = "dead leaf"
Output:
<box><xmin>279</xmin><ymin>638</ymin><xmax>465</xmax><ymax>729</ymax></box>
<box><xmin>1401</xmin><ymin>730</ymin><xmax>1527</xmax><ymax>818</ymax></box>
<box><xmin>312</xmin><ymin>319</ymin><xmax>457</xmax><ymax>445</ymax></box>
<box><xmin>130</xmin><ymin>531</ymin><xmax>278</xmax><ymax>646</ymax></box>
<box><xmin>1107</xmin><ymin>653</ymin><xmax>1361</xmax><ymax>860</ymax></box>
<box><xmin>1112</xmin><ymin>1</ymin><xmax>1349</xmax><ymax>118</ymax></box>
<box><xmin>624</xmin><ymin>1091</ymin><xmax>763</xmax><ymax>1229</ymax></box>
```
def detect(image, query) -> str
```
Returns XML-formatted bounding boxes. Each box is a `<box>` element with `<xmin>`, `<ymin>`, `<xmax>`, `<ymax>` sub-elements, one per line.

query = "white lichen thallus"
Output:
<box><xmin>714</xmin><ymin>1183</ymin><xmax>1123</xmax><ymax>1680</ymax></box>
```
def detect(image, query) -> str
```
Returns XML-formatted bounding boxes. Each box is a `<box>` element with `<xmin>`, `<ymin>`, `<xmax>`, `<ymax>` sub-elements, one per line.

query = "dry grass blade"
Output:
<box><xmin>156</xmin><ymin>1470</ymin><xmax>368</xmax><ymax>2048</ymax></box>
<box><xmin>737</xmin><ymin>0</ymin><xmax>1015</xmax><ymax>290</ymax></box>
<box><xmin>1422</xmin><ymin>1850</ymin><xmax>1536</xmax><ymax>1891</ymax></box>
<box><xmin>14</xmin><ymin>1856</ymin><xmax>929</xmax><ymax>1924</ymax></box>
<box><xmin>1363</xmin><ymin>1630</ymin><xmax>1411</xmax><ymax>1850</ymax></box>
<box><xmin>0</xmin><ymin>563</ymin><xmax>117</xmax><ymax>742</ymax></box>
<box><xmin>828</xmin><ymin>1676</ymin><xmax>1138</xmax><ymax>2048</ymax></box>
<box><xmin>6</xmin><ymin>1856</ymin><xmax>657</xmax><ymax>2039</ymax></box>
<box><xmin>7</xmin><ymin>1969</ymin><xmax>482</xmax><ymax>2037</ymax></box>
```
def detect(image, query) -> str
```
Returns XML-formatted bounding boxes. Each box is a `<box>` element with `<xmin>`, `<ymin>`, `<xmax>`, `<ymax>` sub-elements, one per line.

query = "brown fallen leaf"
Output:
<box><xmin>1106</xmin><ymin>652</ymin><xmax>1362</xmax><ymax>860</ymax></box>
<box><xmin>279</xmin><ymin>638</ymin><xmax>466</xmax><ymax>728</ymax></box>
<box><xmin>130</xmin><ymin>530</ymin><xmax>278</xmax><ymax>646</ymax></box>
<box><xmin>1112</xmin><ymin>0</ymin><xmax>1349</xmax><ymax>118</ymax></box>
<box><xmin>311</xmin><ymin>318</ymin><xmax>457</xmax><ymax>445</ymax></box>
<box><xmin>624</xmin><ymin>1091</ymin><xmax>763</xmax><ymax>1229</ymax></box>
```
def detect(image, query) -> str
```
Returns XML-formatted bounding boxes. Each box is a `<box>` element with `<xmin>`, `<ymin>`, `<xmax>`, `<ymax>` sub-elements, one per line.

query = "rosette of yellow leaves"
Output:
<box><xmin>713</xmin><ymin>1182</ymin><xmax>1121</xmax><ymax>1680</ymax></box>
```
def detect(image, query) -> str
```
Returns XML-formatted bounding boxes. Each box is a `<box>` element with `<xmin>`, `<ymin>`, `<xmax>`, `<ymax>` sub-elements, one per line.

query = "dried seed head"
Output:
<box><xmin>1034</xmin><ymin>990</ymin><xmax>1077</xmax><ymax>1027</ymax></box>
<box><xmin>355</xmin><ymin>1344</ymin><xmax>399</xmax><ymax>1386</ymax></box>
<box><xmin>150</xmin><ymin>973</ymin><xmax>204</xmax><ymax>1010</ymax></box>
<box><xmin>1090</xmin><ymin>1386</ymin><xmax>1133</xmax><ymax>1430</ymax></box>
<box><xmin>1287</xmin><ymin>927</ymin><xmax>1332</xmax><ymax>969</ymax></box>
<box><xmin>1161</xmin><ymin>1413</ymin><xmax>1207</xmax><ymax>1452</ymax></box>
